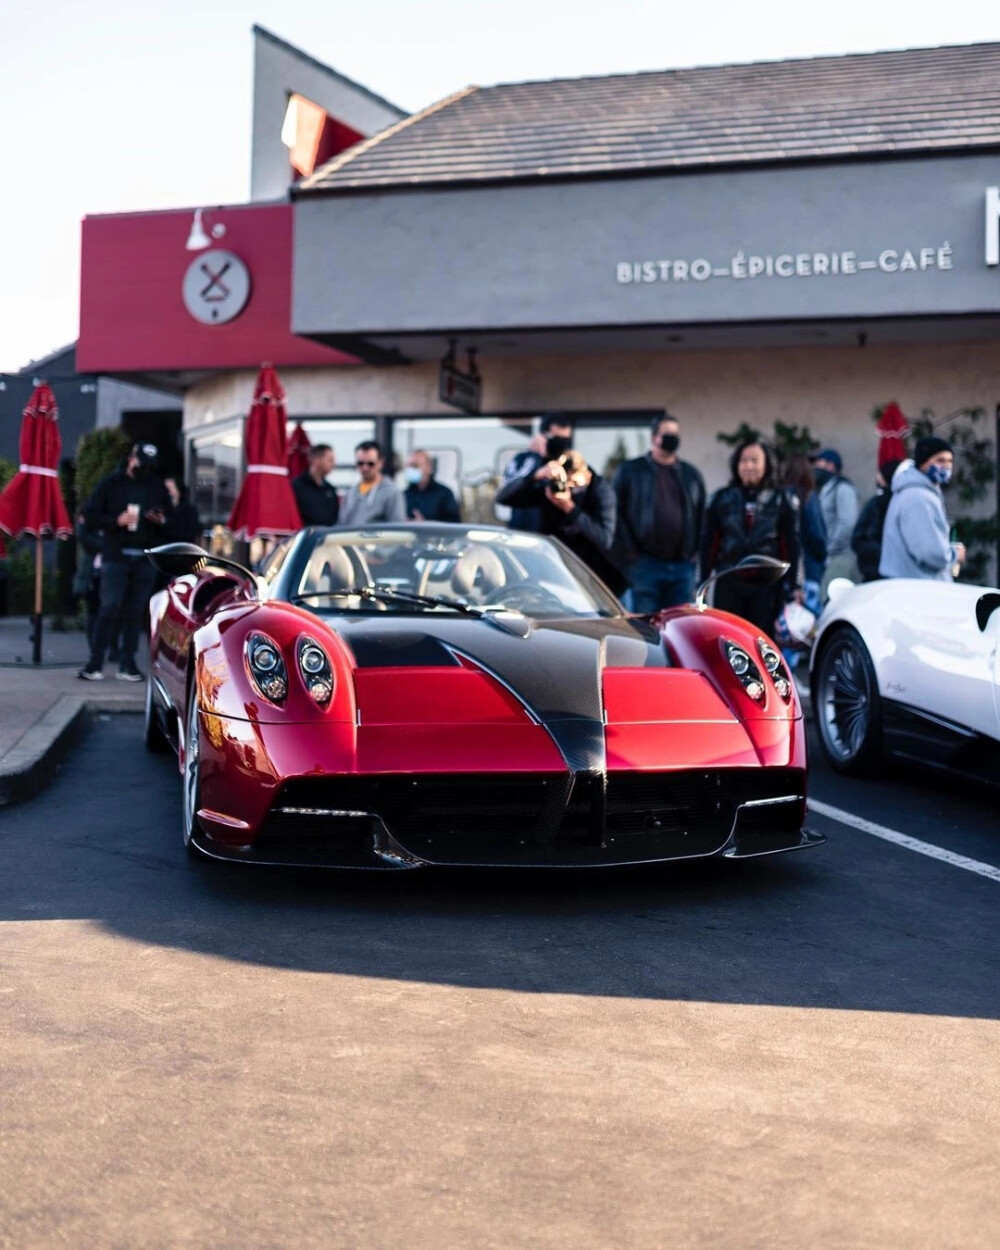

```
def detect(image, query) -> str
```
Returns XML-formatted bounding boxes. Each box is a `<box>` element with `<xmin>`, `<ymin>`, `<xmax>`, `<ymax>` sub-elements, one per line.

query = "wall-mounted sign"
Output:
<box><xmin>616</xmin><ymin>243</ymin><xmax>955</xmax><ymax>286</ymax></box>
<box><xmin>439</xmin><ymin>343</ymin><xmax>481</xmax><ymax>414</ymax></box>
<box><xmin>182</xmin><ymin>250</ymin><xmax>252</xmax><ymax>325</ymax></box>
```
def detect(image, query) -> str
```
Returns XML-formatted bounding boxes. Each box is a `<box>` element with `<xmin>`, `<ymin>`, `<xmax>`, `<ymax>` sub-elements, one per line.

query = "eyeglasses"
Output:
<box><xmin>355</xmin><ymin>459</ymin><xmax>378</xmax><ymax>467</ymax></box>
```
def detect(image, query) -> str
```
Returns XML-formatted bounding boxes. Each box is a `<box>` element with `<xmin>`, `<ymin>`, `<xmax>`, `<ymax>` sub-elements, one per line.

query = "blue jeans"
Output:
<box><xmin>625</xmin><ymin>556</ymin><xmax>696</xmax><ymax>613</ymax></box>
<box><xmin>90</xmin><ymin>558</ymin><xmax>156</xmax><ymax>669</ymax></box>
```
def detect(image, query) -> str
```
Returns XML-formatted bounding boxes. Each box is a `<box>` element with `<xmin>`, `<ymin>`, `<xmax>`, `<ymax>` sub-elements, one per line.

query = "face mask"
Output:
<box><xmin>925</xmin><ymin>464</ymin><xmax>952</xmax><ymax>486</ymax></box>
<box><xmin>813</xmin><ymin>467</ymin><xmax>832</xmax><ymax>488</ymax></box>
<box><xmin>133</xmin><ymin>462</ymin><xmax>152</xmax><ymax>480</ymax></box>
<box><xmin>659</xmin><ymin>433</ymin><xmax>680</xmax><ymax>454</ymax></box>
<box><xmin>545</xmin><ymin>435</ymin><xmax>572</xmax><ymax>459</ymax></box>
<box><xmin>404</xmin><ymin>466</ymin><xmax>423</xmax><ymax>485</ymax></box>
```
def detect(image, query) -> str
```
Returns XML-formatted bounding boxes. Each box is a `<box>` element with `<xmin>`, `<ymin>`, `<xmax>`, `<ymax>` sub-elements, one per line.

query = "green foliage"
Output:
<box><xmin>0</xmin><ymin>456</ymin><xmax>16</xmax><ymax>493</ymax></box>
<box><xmin>716</xmin><ymin>421</ymin><xmax>762</xmax><ymax>448</ymax></box>
<box><xmin>2</xmin><ymin>543</ymin><xmax>58</xmax><ymax>614</ymax></box>
<box><xmin>772</xmin><ymin>422</ymin><xmax>820</xmax><ymax>460</ymax></box>
<box><xmin>75</xmin><ymin>426</ymin><xmax>132</xmax><ymax>511</ymax></box>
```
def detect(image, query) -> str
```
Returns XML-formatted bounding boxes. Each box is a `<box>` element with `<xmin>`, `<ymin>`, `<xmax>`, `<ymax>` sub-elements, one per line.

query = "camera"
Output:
<box><xmin>549</xmin><ymin>456</ymin><xmax>571</xmax><ymax>495</ymax></box>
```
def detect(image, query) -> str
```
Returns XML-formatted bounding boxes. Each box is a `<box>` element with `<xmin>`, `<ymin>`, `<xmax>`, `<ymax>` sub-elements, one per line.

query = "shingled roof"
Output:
<box><xmin>298</xmin><ymin>42</ymin><xmax>1000</xmax><ymax>193</ymax></box>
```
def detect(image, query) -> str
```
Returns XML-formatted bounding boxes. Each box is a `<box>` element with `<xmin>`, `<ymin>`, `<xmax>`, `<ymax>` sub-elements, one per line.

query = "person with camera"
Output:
<box><xmin>612</xmin><ymin>412</ymin><xmax>706</xmax><ymax>610</ymax></box>
<box><xmin>77</xmin><ymin>442</ymin><xmax>171</xmax><ymax>682</ymax></box>
<box><xmin>500</xmin><ymin>436</ymin><xmax>620</xmax><ymax>590</ymax></box>
<box><xmin>496</xmin><ymin>413</ymin><xmax>576</xmax><ymax>533</ymax></box>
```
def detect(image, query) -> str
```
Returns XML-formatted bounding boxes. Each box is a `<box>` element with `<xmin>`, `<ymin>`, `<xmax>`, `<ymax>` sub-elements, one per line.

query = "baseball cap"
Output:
<box><xmin>810</xmin><ymin>448</ymin><xmax>842</xmax><ymax>472</ymax></box>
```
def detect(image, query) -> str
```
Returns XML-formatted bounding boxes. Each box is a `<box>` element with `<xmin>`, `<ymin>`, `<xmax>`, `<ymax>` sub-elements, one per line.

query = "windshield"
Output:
<box><xmin>286</xmin><ymin>525</ymin><xmax>623</xmax><ymax>619</ymax></box>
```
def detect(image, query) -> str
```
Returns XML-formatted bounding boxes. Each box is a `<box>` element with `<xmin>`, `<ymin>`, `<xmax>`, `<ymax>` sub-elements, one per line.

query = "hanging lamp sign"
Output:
<box><xmin>439</xmin><ymin>341</ymin><xmax>481</xmax><ymax>414</ymax></box>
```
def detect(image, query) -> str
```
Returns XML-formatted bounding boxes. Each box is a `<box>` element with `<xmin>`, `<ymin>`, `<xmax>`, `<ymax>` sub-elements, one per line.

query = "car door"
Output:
<box><xmin>880</xmin><ymin>584</ymin><xmax>998</xmax><ymax>738</ymax></box>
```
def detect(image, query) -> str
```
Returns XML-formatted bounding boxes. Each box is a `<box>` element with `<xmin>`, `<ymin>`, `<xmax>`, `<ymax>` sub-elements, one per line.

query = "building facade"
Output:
<box><xmin>78</xmin><ymin>37</ymin><xmax>1000</xmax><ymax>573</ymax></box>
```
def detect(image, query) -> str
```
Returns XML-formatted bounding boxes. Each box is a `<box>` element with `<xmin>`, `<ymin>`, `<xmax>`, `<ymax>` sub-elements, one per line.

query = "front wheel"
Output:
<box><xmin>182</xmin><ymin>691</ymin><xmax>206</xmax><ymax>857</ymax></box>
<box><xmin>813</xmin><ymin>627</ymin><xmax>882</xmax><ymax>775</ymax></box>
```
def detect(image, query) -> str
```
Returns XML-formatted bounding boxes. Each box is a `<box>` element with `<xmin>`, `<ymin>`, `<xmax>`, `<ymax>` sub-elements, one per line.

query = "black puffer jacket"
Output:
<box><xmin>700</xmin><ymin>482</ymin><xmax>800</xmax><ymax>599</ymax></box>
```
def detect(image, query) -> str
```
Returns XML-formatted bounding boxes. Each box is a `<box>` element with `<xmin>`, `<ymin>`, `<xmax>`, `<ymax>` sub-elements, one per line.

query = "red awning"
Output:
<box><xmin>227</xmin><ymin>365</ymin><xmax>302</xmax><ymax>540</ymax></box>
<box><xmin>0</xmin><ymin>383</ymin><xmax>72</xmax><ymax>539</ymax></box>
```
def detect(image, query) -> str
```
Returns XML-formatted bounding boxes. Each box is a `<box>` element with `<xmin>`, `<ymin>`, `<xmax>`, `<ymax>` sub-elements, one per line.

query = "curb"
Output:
<box><xmin>0</xmin><ymin>695</ymin><xmax>90</xmax><ymax>808</ymax></box>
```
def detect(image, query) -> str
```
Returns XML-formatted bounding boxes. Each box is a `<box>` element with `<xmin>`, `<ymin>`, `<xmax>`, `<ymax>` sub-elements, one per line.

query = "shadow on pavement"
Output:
<box><xmin>1</xmin><ymin>715</ymin><xmax>997</xmax><ymax>1020</ymax></box>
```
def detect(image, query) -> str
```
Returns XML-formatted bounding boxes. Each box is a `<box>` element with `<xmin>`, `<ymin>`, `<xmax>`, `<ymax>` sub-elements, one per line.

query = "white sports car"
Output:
<box><xmin>810</xmin><ymin>578</ymin><xmax>1000</xmax><ymax>779</ymax></box>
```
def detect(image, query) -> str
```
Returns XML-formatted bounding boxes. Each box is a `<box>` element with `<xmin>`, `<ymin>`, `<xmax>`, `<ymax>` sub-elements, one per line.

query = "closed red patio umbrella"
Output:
<box><xmin>876</xmin><ymin>401</ymin><xmax>910</xmax><ymax>470</ymax></box>
<box><xmin>287</xmin><ymin>421</ymin><xmax>312</xmax><ymax>480</ymax></box>
<box><xmin>227</xmin><ymin>365</ymin><xmax>302</xmax><ymax>540</ymax></box>
<box><xmin>0</xmin><ymin>382</ymin><xmax>73</xmax><ymax>663</ymax></box>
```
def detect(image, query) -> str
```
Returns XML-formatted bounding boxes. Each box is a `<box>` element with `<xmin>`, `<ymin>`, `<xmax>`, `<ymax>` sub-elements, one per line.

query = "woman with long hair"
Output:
<box><xmin>700</xmin><ymin>439</ymin><xmax>801</xmax><ymax>634</ymax></box>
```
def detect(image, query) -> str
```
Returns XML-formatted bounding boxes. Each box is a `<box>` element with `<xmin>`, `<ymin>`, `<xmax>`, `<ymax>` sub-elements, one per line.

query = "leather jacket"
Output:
<box><xmin>611</xmin><ymin>454</ymin><xmax>706</xmax><ymax>565</ymax></box>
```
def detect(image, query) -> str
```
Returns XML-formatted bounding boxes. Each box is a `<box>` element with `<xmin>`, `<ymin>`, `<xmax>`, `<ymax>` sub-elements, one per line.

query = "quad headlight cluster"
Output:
<box><xmin>245</xmin><ymin>633</ymin><xmax>333</xmax><ymax>707</ymax></box>
<box><xmin>722</xmin><ymin>638</ymin><xmax>793</xmax><ymax>704</ymax></box>
<box><xmin>297</xmin><ymin>636</ymin><xmax>333</xmax><ymax>706</ymax></box>
<box><xmin>755</xmin><ymin>638</ymin><xmax>793</xmax><ymax>703</ymax></box>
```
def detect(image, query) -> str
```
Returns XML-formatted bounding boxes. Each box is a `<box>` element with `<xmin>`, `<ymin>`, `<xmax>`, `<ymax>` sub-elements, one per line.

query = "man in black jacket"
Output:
<box><xmin>403</xmin><ymin>450</ymin><xmax>461</xmax><ymax>522</ymax></box>
<box><xmin>612</xmin><ymin>413</ymin><xmax>706</xmax><ymax>611</ymax></box>
<box><xmin>292</xmin><ymin>444</ymin><xmax>339</xmax><ymax>527</ymax></box>
<box><xmin>78</xmin><ymin>443</ymin><xmax>171</xmax><ymax>681</ymax></box>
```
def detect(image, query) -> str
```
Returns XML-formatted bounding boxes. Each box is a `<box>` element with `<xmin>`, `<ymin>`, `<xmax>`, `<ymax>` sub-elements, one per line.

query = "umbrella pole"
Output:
<box><xmin>32</xmin><ymin>535</ymin><xmax>43</xmax><ymax>665</ymax></box>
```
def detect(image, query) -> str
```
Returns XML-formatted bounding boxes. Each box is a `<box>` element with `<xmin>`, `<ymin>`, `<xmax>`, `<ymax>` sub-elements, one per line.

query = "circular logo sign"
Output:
<box><xmin>182</xmin><ymin>250</ymin><xmax>251</xmax><ymax>325</ymax></box>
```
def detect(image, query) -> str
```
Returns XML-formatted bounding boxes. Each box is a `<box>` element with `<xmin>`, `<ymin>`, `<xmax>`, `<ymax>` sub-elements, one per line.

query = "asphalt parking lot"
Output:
<box><xmin>1</xmin><ymin>714</ymin><xmax>998</xmax><ymax>1249</ymax></box>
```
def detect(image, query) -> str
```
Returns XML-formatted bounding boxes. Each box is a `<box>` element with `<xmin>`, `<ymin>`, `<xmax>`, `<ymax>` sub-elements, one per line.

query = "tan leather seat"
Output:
<box><xmin>450</xmin><ymin>546</ymin><xmax>506</xmax><ymax>598</ymax></box>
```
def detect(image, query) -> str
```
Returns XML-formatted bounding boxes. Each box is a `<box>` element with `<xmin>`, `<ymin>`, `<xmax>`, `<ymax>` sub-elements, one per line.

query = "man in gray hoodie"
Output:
<box><xmin>339</xmin><ymin>440</ymin><xmax>406</xmax><ymax>526</ymax></box>
<box><xmin>879</xmin><ymin>435</ymin><xmax>966</xmax><ymax>580</ymax></box>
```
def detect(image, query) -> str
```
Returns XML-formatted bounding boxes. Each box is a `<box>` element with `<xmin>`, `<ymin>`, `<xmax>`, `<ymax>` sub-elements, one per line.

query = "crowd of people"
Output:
<box><xmin>73</xmin><ymin>418</ymin><xmax>968</xmax><ymax>682</ymax></box>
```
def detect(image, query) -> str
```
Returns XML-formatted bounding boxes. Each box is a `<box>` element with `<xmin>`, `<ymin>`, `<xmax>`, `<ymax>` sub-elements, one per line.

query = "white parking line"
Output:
<box><xmin>809</xmin><ymin>798</ymin><xmax>1000</xmax><ymax>883</ymax></box>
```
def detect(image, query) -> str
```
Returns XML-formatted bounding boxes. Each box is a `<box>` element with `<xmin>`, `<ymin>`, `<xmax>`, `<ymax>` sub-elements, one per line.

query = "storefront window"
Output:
<box><xmin>389</xmin><ymin>414</ymin><xmax>657</xmax><ymax>523</ymax></box>
<box><xmin>189</xmin><ymin>425</ymin><xmax>241</xmax><ymax>528</ymax></box>
<box><xmin>285</xmin><ymin>418</ymin><xmax>377</xmax><ymax>493</ymax></box>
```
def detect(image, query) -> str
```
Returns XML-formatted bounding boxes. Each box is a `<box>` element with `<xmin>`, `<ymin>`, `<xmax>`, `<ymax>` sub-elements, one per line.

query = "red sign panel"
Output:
<box><xmin>78</xmin><ymin>203</ymin><xmax>351</xmax><ymax>374</ymax></box>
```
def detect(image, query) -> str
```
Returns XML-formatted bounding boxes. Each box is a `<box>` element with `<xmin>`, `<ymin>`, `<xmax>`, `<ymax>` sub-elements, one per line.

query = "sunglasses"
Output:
<box><xmin>356</xmin><ymin>459</ymin><xmax>378</xmax><ymax>467</ymax></box>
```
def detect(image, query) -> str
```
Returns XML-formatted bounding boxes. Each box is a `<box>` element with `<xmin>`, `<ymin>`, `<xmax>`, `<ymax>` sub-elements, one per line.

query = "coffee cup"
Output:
<box><xmin>126</xmin><ymin>504</ymin><xmax>140</xmax><ymax>531</ymax></box>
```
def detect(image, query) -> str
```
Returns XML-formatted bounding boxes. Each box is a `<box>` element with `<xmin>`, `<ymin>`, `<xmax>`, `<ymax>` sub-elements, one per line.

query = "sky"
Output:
<box><xmin>1</xmin><ymin>0</ymin><xmax>999</xmax><ymax>374</ymax></box>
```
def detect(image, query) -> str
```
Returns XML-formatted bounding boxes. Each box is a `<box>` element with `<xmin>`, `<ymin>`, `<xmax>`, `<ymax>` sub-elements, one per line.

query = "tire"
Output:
<box><xmin>182</xmin><ymin>690</ymin><xmax>206</xmax><ymax>857</ymax></box>
<box><xmin>143</xmin><ymin>670</ymin><xmax>170</xmax><ymax>754</ymax></box>
<box><xmin>813</xmin><ymin>626</ymin><xmax>882</xmax><ymax>775</ymax></box>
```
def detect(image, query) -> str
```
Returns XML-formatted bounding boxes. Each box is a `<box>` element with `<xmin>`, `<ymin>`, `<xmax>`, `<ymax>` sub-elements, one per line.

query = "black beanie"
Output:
<box><xmin>913</xmin><ymin>435</ymin><xmax>952</xmax><ymax>468</ymax></box>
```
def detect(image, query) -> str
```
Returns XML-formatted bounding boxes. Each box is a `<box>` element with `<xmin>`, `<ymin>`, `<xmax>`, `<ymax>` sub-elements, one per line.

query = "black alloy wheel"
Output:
<box><xmin>814</xmin><ymin>626</ymin><xmax>882</xmax><ymax>774</ymax></box>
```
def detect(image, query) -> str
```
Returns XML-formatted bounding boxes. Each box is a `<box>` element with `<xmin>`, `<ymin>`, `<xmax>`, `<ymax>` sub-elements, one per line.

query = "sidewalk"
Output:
<box><xmin>0</xmin><ymin>616</ymin><xmax>145</xmax><ymax>807</ymax></box>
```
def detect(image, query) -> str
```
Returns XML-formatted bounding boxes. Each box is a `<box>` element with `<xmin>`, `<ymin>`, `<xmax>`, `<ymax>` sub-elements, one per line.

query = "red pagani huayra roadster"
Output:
<box><xmin>144</xmin><ymin>525</ymin><xmax>821</xmax><ymax>868</ymax></box>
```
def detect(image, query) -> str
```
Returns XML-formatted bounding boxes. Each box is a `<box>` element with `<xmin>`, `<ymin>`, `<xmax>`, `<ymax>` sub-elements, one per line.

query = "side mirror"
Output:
<box><xmin>145</xmin><ymin>542</ymin><xmax>209</xmax><ymax>578</ymax></box>
<box><xmin>695</xmin><ymin>555</ymin><xmax>790</xmax><ymax>611</ymax></box>
<box><xmin>145</xmin><ymin>543</ymin><xmax>258</xmax><ymax>596</ymax></box>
